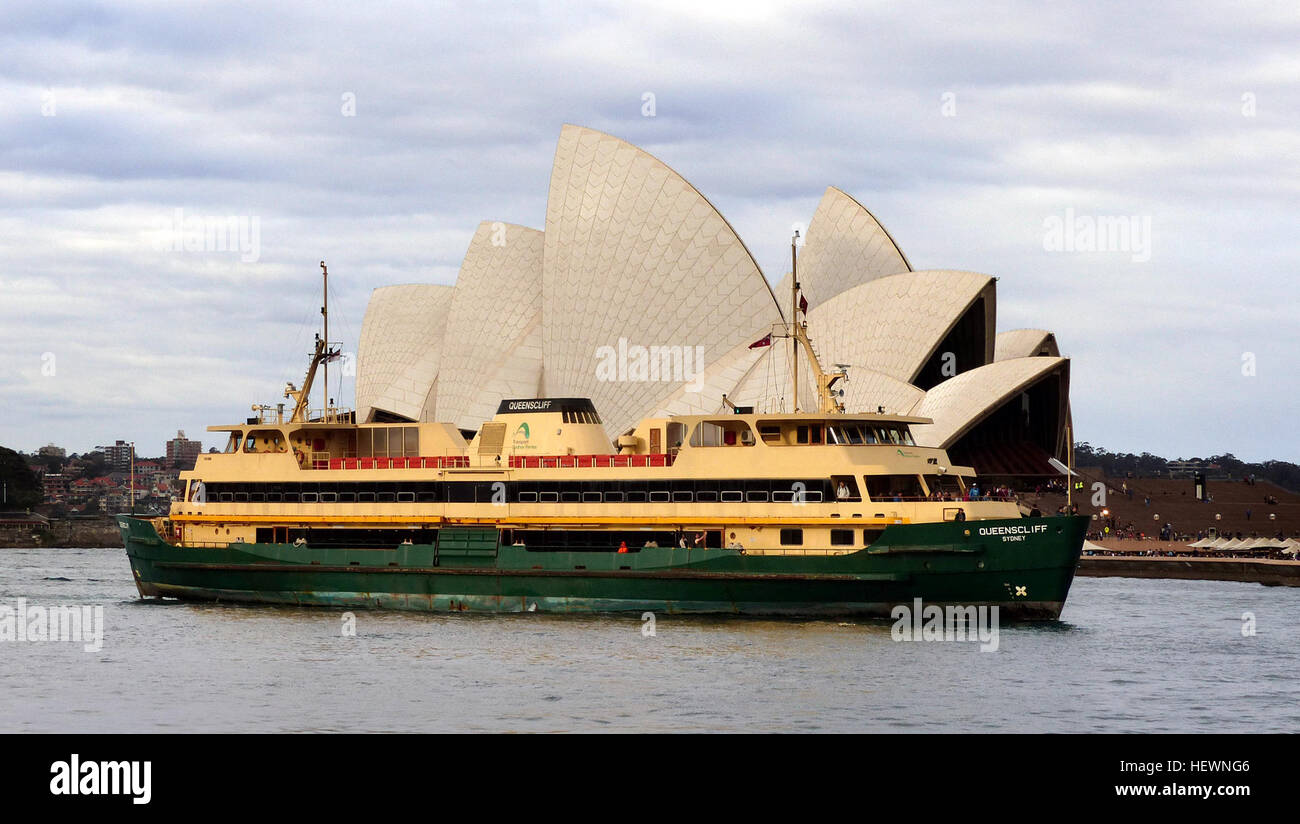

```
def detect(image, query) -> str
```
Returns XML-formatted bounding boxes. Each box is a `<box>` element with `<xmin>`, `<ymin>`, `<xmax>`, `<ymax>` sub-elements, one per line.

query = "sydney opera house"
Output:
<box><xmin>356</xmin><ymin>125</ymin><xmax>1070</xmax><ymax>481</ymax></box>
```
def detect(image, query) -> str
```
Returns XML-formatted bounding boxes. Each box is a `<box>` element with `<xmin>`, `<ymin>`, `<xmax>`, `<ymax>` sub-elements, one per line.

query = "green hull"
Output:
<box><xmin>118</xmin><ymin>516</ymin><xmax>1087</xmax><ymax>620</ymax></box>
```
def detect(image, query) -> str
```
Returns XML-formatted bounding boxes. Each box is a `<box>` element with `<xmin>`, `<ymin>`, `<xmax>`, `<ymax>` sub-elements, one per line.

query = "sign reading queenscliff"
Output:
<box><xmin>507</xmin><ymin>400</ymin><xmax>553</xmax><ymax>411</ymax></box>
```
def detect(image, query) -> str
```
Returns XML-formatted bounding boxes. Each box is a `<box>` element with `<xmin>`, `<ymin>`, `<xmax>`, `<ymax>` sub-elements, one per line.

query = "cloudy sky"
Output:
<box><xmin>2</xmin><ymin>0</ymin><xmax>1296</xmax><ymax>461</ymax></box>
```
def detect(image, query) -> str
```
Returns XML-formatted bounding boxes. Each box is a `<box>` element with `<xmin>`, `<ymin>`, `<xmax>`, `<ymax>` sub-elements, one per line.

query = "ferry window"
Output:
<box><xmin>372</xmin><ymin>428</ymin><xmax>388</xmax><ymax>457</ymax></box>
<box><xmin>797</xmin><ymin>425</ymin><xmax>810</xmax><ymax>444</ymax></box>
<box><xmin>809</xmin><ymin>425</ymin><xmax>822</xmax><ymax>444</ymax></box>
<box><xmin>403</xmin><ymin>427</ymin><xmax>419</xmax><ymax>457</ymax></box>
<box><xmin>720</xmin><ymin>490</ymin><xmax>743</xmax><ymax>503</ymax></box>
<box><xmin>667</xmin><ymin>422</ymin><xmax>687</xmax><ymax>449</ymax></box>
<box><xmin>830</xmin><ymin>529</ymin><xmax>854</xmax><ymax>546</ymax></box>
<box><xmin>779</xmin><ymin>528</ymin><xmax>803</xmax><ymax>546</ymax></box>
<box><xmin>562</xmin><ymin>410</ymin><xmax>571</xmax><ymax>423</ymax></box>
<box><xmin>863</xmin><ymin>428</ymin><xmax>878</xmax><ymax>444</ymax></box>
<box><xmin>900</xmin><ymin>428</ymin><xmax>915</xmax><ymax>446</ymax></box>
<box><xmin>924</xmin><ymin>474</ymin><xmax>963</xmax><ymax>499</ymax></box>
<box><xmin>864</xmin><ymin>474</ymin><xmax>925</xmax><ymax>501</ymax></box>
<box><xmin>690</xmin><ymin>422</ymin><xmax>723</xmax><ymax>447</ymax></box>
<box><xmin>845</xmin><ymin>426</ymin><xmax>864</xmax><ymax>445</ymax></box>
<box><xmin>224</xmin><ymin>433</ymin><xmax>240</xmax><ymax>454</ymax></box>
<box><xmin>862</xmin><ymin>528</ymin><xmax>884</xmax><ymax>546</ymax></box>
<box><xmin>357</xmin><ymin>428</ymin><xmax>371</xmax><ymax>458</ymax></box>
<box><xmin>758</xmin><ymin>425</ymin><xmax>781</xmax><ymax>444</ymax></box>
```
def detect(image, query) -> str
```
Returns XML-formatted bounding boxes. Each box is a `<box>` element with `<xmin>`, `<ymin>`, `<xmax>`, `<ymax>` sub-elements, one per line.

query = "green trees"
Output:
<box><xmin>0</xmin><ymin>446</ymin><xmax>43</xmax><ymax>509</ymax></box>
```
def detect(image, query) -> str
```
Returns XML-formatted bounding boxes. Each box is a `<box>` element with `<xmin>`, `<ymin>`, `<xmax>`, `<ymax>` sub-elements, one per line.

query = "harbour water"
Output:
<box><xmin>2</xmin><ymin>547</ymin><xmax>1297</xmax><ymax>733</ymax></box>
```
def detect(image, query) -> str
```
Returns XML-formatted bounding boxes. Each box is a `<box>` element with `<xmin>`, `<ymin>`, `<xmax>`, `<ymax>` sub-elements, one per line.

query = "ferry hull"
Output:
<box><xmin>119</xmin><ymin>516</ymin><xmax>1087</xmax><ymax>620</ymax></box>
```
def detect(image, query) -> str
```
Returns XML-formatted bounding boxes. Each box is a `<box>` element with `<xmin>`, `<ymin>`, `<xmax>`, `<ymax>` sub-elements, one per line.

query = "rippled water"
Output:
<box><xmin>1</xmin><ymin>547</ymin><xmax>1297</xmax><ymax>733</ymax></box>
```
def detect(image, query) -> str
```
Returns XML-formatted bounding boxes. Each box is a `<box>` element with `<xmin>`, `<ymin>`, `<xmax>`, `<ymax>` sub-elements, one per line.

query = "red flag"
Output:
<box><xmin>799</xmin><ymin>295</ymin><xmax>808</xmax><ymax>315</ymax></box>
<box><xmin>748</xmin><ymin>334</ymin><xmax>771</xmax><ymax>349</ymax></box>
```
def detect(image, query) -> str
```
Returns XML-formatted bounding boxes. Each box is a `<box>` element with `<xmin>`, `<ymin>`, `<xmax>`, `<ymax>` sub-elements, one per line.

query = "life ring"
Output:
<box><xmin>294</xmin><ymin>448</ymin><xmax>307</xmax><ymax>467</ymax></box>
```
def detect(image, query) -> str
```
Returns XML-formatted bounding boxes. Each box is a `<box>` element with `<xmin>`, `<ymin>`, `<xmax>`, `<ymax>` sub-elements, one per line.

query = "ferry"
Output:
<box><xmin>119</xmin><ymin>264</ymin><xmax>1086</xmax><ymax>619</ymax></box>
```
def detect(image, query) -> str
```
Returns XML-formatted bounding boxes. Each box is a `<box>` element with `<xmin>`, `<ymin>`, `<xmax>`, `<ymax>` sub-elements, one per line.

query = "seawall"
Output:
<box><xmin>1078</xmin><ymin>555</ymin><xmax>1300</xmax><ymax>587</ymax></box>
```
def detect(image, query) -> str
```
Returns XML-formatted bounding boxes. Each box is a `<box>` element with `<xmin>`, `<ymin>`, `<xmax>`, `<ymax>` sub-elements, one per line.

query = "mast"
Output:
<box><xmin>787</xmin><ymin>229</ymin><xmax>848</xmax><ymax>415</ymax></box>
<box><xmin>1066</xmin><ymin>418</ymin><xmax>1074</xmax><ymax>510</ymax></box>
<box><xmin>791</xmin><ymin>231</ymin><xmax>799</xmax><ymax>413</ymax></box>
<box><xmin>321</xmin><ymin>261</ymin><xmax>329</xmax><ymax>414</ymax></box>
<box><xmin>283</xmin><ymin>261</ymin><xmax>340</xmax><ymax>423</ymax></box>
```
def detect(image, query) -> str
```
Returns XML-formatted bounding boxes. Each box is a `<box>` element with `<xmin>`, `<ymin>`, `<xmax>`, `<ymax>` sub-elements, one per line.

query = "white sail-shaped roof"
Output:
<box><xmin>838</xmin><ymin>367</ymin><xmax>927</xmax><ymax>416</ymax></box>
<box><xmin>909</xmin><ymin>356</ymin><xmax>1068</xmax><ymax>448</ymax></box>
<box><xmin>541</xmin><ymin>124</ymin><xmax>783</xmax><ymax>436</ymax></box>
<box><xmin>806</xmin><ymin>270</ymin><xmax>996</xmax><ymax>385</ymax></box>
<box><xmin>995</xmin><ymin>329</ymin><xmax>1060</xmax><ymax>361</ymax></box>
<box><xmin>432</xmin><ymin>221</ymin><xmax>545</xmax><ymax>431</ymax></box>
<box><xmin>796</xmin><ymin>186</ymin><xmax>912</xmax><ymax>311</ymax></box>
<box><xmin>356</xmin><ymin>283</ymin><xmax>454</xmax><ymax>422</ymax></box>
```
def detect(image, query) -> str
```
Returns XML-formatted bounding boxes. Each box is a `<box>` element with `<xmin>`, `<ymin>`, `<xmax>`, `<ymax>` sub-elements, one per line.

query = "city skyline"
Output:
<box><xmin>1</xmin><ymin>1</ymin><xmax>1296</xmax><ymax>461</ymax></box>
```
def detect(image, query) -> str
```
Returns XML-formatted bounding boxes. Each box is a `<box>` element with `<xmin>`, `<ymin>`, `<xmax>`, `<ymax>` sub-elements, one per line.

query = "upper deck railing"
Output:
<box><xmin>249</xmin><ymin>406</ymin><xmax>354</xmax><ymax>425</ymax></box>
<box><xmin>306</xmin><ymin>453</ymin><xmax>679</xmax><ymax>470</ymax></box>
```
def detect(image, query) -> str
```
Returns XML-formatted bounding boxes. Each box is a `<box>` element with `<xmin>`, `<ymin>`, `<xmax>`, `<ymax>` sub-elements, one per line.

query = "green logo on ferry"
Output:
<box><xmin>514</xmin><ymin>422</ymin><xmax>530</xmax><ymax>441</ymax></box>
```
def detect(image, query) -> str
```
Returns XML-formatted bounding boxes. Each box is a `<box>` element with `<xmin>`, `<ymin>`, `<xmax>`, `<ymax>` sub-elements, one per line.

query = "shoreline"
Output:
<box><xmin>1077</xmin><ymin>554</ymin><xmax>1300</xmax><ymax>587</ymax></box>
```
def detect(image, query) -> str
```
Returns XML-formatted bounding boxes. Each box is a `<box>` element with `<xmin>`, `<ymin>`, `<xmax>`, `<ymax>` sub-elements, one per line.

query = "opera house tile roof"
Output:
<box><xmin>356</xmin><ymin>124</ymin><xmax>1071</xmax><ymax>474</ymax></box>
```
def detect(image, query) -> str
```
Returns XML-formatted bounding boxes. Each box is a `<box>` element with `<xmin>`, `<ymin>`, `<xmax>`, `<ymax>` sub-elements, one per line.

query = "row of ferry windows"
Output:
<box><xmin>688</xmin><ymin>421</ymin><xmax>916</xmax><ymax>447</ymax></box>
<box><xmin>782</xmin><ymin>528</ymin><xmax>886</xmax><ymax>547</ymax></box>
<box><xmin>225</xmin><ymin>427</ymin><xmax>423</xmax><ymax>458</ymax></box>
<box><xmin>195</xmin><ymin>479</ymin><xmax>835</xmax><ymax>505</ymax></box>
<box><xmin>561</xmin><ymin>410</ymin><xmax>602</xmax><ymax>425</ymax></box>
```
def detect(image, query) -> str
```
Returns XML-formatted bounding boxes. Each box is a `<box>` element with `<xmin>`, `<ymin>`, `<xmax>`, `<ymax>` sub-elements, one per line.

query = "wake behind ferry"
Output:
<box><xmin>119</xmin><ymin>262</ymin><xmax>1086</xmax><ymax>619</ymax></box>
